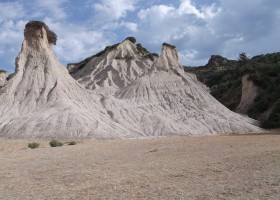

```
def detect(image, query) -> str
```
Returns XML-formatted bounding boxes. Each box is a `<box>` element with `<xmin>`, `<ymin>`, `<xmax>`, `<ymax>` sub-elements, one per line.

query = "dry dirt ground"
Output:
<box><xmin>0</xmin><ymin>132</ymin><xmax>280</xmax><ymax>200</ymax></box>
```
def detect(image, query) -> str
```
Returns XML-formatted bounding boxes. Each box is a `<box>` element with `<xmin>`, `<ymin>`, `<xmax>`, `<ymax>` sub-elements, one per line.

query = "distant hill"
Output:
<box><xmin>184</xmin><ymin>53</ymin><xmax>280</xmax><ymax>128</ymax></box>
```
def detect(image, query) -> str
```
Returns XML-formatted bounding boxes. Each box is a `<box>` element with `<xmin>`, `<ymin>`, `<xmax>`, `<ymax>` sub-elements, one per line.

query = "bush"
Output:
<box><xmin>136</xmin><ymin>43</ymin><xmax>150</xmax><ymax>55</ymax></box>
<box><xmin>262</xmin><ymin>100</ymin><xmax>280</xmax><ymax>129</ymax></box>
<box><xmin>46</xmin><ymin>29</ymin><xmax>57</xmax><ymax>45</ymax></box>
<box><xmin>68</xmin><ymin>141</ymin><xmax>77</xmax><ymax>145</ymax></box>
<box><xmin>125</xmin><ymin>36</ymin><xmax>136</xmax><ymax>43</ymax></box>
<box><xmin>49</xmin><ymin>139</ymin><xmax>63</xmax><ymax>147</ymax></box>
<box><xmin>162</xmin><ymin>42</ymin><xmax>176</xmax><ymax>49</ymax></box>
<box><xmin>28</xmin><ymin>142</ymin><xmax>40</xmax><ymax>149</ymax></box>
<box><xmin>238</xmin><ymin>52</ymin><xmax>250</xmax><ymax>65</ymax></box>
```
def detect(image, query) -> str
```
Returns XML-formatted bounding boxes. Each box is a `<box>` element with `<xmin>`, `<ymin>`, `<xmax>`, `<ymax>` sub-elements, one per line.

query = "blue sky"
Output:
<box><xmin>0</xmin><ymin>0</ymin><xmax>280</xmax><ymax>73</ymax></box>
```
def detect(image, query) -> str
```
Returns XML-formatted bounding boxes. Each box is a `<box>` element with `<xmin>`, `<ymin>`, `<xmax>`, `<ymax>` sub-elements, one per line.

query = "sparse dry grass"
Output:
<box><xmin>0</xmin><ymin>132</ymin><xmax>280</xmax><ymax>199</ymax></box>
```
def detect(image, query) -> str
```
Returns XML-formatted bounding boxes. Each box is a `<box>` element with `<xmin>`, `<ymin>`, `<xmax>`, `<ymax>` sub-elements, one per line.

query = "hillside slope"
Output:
<box><xmin>185</xmin><ymin>53</ymin><xmax>280</xmax><ymax>128</ymax></box>
<box><xmin>67</xmin><ymin>37</ymin><xmax>157</xmax><ymax>90</ymax></box>
<box><xmin>0</xmin><ymin>21</ymin><xmax>129</xmax><ymax>139</ymax></box>
<box><xmin>0</xmin><ymin>21</ymin><xmax>261</xmax><ymax>139</ymax></box>
<box><xmin>68</xmin><ymin>38</ymin><xmax>261</xmax><ymax>136</ymax></box>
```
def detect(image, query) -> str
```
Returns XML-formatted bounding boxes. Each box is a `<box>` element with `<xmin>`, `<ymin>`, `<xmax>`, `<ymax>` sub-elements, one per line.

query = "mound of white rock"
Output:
<box><xmin>0</xmin><ymin>22</ymin><xmax>261</xmax><ymax>139</ymax></box>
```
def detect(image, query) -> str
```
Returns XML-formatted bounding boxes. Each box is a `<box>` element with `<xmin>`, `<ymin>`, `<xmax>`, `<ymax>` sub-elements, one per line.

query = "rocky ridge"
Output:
<box><xmin>185</xmin><ymin>52</ymin><xmax>280</xmax><ymax>128</ymax></box>
<box><xmin>67</xmin><ymin>38</ymin><xmax>156</xmax><ymax>90</ymax></box>
<box><xmin>0</xmin><ymin>22</ymin><xmax>261</xmax><ymax>139</ymax></box>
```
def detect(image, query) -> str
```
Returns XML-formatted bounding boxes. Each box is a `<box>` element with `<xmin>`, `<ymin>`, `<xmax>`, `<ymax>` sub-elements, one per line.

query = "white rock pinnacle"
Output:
<box><xmin>0</xmin><ymin>23</ymin><xmax>261</xmax><ymax>139</ymax></box>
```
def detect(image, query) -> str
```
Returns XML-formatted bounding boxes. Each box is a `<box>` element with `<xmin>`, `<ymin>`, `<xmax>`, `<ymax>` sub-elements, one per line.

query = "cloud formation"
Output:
<box><xmin>136</xmin><ymin>0</ymin><xmax>280</xmax><ymax>65</ymax></box>
<box><xmin>0</xmin><ymin>2</ymin><xmax>25</xmax><ymax>22</ymax></box>
<box><xmin>91</xmin><ymin>0</ymin><xmax>138</xmax><ymax>25</ymax></box>
<box><xmin>0</xmin><ymin>0</ymin><xmax>280</xmax><ymax>72</ymax></box>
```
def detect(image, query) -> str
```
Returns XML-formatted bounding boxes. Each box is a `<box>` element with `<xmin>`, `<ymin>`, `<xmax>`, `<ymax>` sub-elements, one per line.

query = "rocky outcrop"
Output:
<box><xmin>205</xmin><ymin>55</ymin><xmax>230</xmax><ymax>68</ymax></box>
<box><xmin>0</xmin><ymin>70</ymin><xmax>7</xmax><ymax>87</ymax></box>
<box><xmin>0</xmin><ymin>22</ymin><xmax>261</xmax><ymax>139</ymax></box>
<box><xmin>153</xmin><ymin>43</ymin><xmax>180</xmax><ymax>71</ymax></box>
<box><xmin>67</xmin><ymin>38</ymin><xmax>155</xmax><ymax>90</ymax></box>
<box><xmin>236</xmin><ymin>74</ymin><xmax>260</xmax><ymax>114</ymax></box>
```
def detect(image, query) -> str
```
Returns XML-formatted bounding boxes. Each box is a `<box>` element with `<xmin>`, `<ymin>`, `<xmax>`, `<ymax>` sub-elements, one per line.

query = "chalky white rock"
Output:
<box><xmin>0</xmin><ymin>23</ymin><xmax>261</xmax><ymax>139</ymax></box>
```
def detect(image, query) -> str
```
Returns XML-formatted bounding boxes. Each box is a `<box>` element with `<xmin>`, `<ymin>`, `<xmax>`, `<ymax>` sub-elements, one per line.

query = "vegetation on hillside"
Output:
<box><xmin>184</xmin><ymin>52</ymin><xmax>280</xmax><ymax>128</ymax></box>
<box><xmin>0</xmin><ymin>70</ymin><xmax>7</xmax><ymax>74</ymax></box>
<box><xmin>125</xmin><ymin>36</ymin><xmax>137</xmax><ymax>44</ymax></box>
<box><xmin>136</xmin><ymin>43</ymin><xmax>158</xmax><ymax>61</ymax></box>
<box><xmin>163</xmin><ymin>43</ymin><xmax>176</xmax><ymax>49</ymax></box>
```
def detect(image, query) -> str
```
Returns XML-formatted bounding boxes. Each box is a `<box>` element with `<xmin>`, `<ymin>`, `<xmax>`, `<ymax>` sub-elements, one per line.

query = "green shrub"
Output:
<box><xmin>262</xmin><ymin>100</ymin><xmax>280</xmax><ymax>129</ymax></box>
<box><xmin>28</xmin><ymin>142</ymin><xmax>40</xmax><ymax>149</ymax></box>
<box><xmin>125</xmin><ymin>36</ymin><xmax>136</xmax><ymax>43</ymax></box>
<box><xmin>162</xmin><ymin>42</ymin><xmax>176</xmax><ymax>49</ymax></box>
<box><xmin>136</xmin><ymin>43</ymin><xmax>149</xmax><ymax>55</ymax></box>
<box><xmin>184</xmin><ymin>52</ymin><xmax>280</xmax><ymax>125</ymax></box>
<box><xmin>68</xmin><ymin>141</ymin><xmax>77</xmax><ymax>145</ymax></box>
<box><xmin>49</xmin><ymin>139</ymin><xmax>63</xmax><ymax>147</ymax></box>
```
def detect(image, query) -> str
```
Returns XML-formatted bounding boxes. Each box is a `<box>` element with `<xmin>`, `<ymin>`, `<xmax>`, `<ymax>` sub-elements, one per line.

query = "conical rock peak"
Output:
<box><xmin>0</xmin><ymin>22</ymin><xmax>261</xmax><ymax>139</ymax></box>
<box><xmin>68</xmin><ymin>38</ymin><xmax>154</xmax><ymax>90</ymax></box>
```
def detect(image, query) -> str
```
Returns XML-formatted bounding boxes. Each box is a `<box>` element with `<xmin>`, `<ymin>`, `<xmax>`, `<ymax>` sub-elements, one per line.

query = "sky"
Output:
<box><xmin>0</xmin><ymin>0</ymin><xmax>280</xmax><ymax>73</ymax></box>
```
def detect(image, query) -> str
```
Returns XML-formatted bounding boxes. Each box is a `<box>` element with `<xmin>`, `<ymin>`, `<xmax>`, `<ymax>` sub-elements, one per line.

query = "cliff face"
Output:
<box><xmin>205</xmin><ymin>55</ymin><xmax>230</xmax><ymax>68</ymax></box>
<box><xmin>0</xmin><ymin>71</ymin><xmax>7</xmax><ymax>87</ymax></box>
<box><xmin>236</xmin><ymin>74</ymin><xmax>260</xmax><ymax>114</ymax></box>
<box><xmin>185</xmin><ymin>52</ymin><xmax>280</xmax><ymax>128</ymax></box>
<box><xmin>0</xmin><ymin>22</ymin><xmax>261</xmax><ymax>139</ymax></box>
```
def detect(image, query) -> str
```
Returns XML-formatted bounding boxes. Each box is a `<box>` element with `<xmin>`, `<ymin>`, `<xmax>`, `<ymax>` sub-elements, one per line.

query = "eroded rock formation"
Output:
<box><xmin>0</xmin><ymin>22</ymin><xmax>261</xmax><ymax>139</ymax></box>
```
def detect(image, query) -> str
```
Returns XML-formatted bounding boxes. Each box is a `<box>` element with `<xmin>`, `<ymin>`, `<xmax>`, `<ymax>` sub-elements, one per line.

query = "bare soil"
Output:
<box><xmin>0</xmin><ymin>132</ymin><xmax>280</xmax><ymax>199</ymax></box>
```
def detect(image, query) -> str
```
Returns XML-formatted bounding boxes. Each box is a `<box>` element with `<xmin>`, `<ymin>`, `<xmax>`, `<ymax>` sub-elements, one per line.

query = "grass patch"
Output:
<box><xmin>49</xmin><ymin>139</ymin><xmax>63</xmax><ymax>147</ymax></box>
<box><xmin>28</xmin><ymin>142</ymin><xmax>40</xmax><ymax>149</ymax></box>
<box><xmin>68</xmin><ymin>141</ymin><xmax>77</xmax><ymax>145</ymax></box>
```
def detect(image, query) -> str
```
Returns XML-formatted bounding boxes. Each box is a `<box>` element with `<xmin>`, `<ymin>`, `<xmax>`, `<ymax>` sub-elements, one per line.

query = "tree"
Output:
<box><xmin>238</xmin><ymin>52</ymin><xmax>250</xmax><ymax>65</ymax></box>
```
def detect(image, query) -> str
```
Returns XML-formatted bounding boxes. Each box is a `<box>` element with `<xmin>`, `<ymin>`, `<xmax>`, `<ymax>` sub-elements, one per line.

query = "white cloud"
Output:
<box><xmin>135</xmin><ymin>2</ymin><xmax>215</xmax><ymax>50</ymax></box>
<box><xmin>120</xmin><ymin>21</ymin><xmax>138</xmax><ymax>32</ymax></box>
<box><xmin>138</xmin><ymin>5</ymin><xmax>176</xmax><ymax>20</ymax></box>
<box><xmin>201</xmin><ymin>4</ymin><xmax>221</xmax><ymax>19</ymax></box>
<box><xmin>135</xmin><ymin>0</ymin><xmax>280</xmax><ymax>65</ymax></box>
<box><xmin>0</xmin><ymin>2</ymin><xmax>25</xmax><ymax>22</ymax></box>
<box><xmin>0</xmin><ymin>20</ymin><xmax>24</xmax><ymax>44</ymax></box>
<box><xmin>1</xmin><ymin>0</ymin><xmax>280</xmax><ymax>72</ymax></box>
<box><xmin>31</xmin><ymin>0</ymin><xmax>68</xmax><ymax>20</ymax></box>
<box><xmin>178</xmin><ymin>0</ymin><xmax>205</xmax><ymax>18</ymax></box>
<box><xmin>205</xmin><ymin>0</ymin><xmax>280</xmax><ymax>59</ymax></box>
<box><xmin>44</xmin><ymin>18</ymin><xmax>110</xmax><ymax>64</ymax></box>
<box><xmin>92</xmin><ymin>0</ymin><xmax>138</xmax><ymax>22</ymax></box>
<box><xmin>0</xmin><ymin>19</ymin><xmax>26</xmax><ymax>70</ymax></box>
<box><xmin>54</xmin><ymin>30</ymin><xmax>108</xmax><ymax>63</ymax></box>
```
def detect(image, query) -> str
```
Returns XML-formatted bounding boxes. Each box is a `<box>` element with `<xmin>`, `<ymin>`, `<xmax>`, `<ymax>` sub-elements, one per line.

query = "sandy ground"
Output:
<box><xmin>0</xmin><ymin>132</ymin><xmax>280</xmax><ymax>200</ymax></box>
